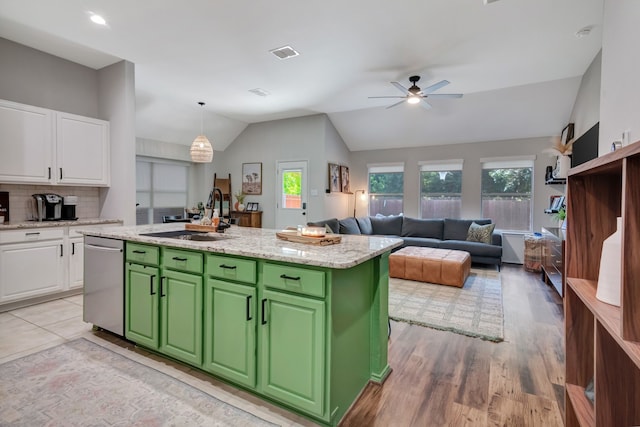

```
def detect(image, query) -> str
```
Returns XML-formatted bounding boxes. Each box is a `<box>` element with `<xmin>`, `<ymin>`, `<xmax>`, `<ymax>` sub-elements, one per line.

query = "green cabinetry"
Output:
<box><xmin>125</xmin><ymin>242</ymin><xmax>203</xmax><ymax>366</ymax></box>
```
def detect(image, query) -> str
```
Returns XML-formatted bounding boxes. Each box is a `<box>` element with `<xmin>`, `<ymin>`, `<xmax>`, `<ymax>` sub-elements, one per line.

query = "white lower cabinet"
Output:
<box><xmin>0</xmin><ymin>229</ymin><xmax>65</xmax><ymax>303</ymax></box>
<box><xmin>68</xmin><ymin>236</ymin><xmax>84</xmax><ymax>290</ymax></box>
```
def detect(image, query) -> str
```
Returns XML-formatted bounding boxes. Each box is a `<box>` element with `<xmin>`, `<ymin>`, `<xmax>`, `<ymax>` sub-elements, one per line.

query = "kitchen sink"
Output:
<box><xmin>140</xmin><ymin>230</ymin><xmax>233</xmax><ymax>241</ymax></box>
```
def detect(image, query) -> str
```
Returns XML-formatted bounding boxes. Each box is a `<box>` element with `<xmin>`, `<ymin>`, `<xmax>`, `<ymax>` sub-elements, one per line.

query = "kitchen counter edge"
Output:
<box><xmin>0</xmin><ymin>218</ymin><xmax>123</xmax><ymax>230</ymax></box>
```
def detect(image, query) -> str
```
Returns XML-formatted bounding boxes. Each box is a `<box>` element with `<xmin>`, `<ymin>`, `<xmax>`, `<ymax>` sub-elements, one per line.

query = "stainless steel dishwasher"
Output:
<box><xmin>83</xmin><ymin>236</ymin><xmax>124</xmax><ymax>335</ymax></box>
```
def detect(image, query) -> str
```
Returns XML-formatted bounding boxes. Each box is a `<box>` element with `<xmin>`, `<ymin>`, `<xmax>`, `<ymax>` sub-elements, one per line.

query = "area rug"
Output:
<box><xmin>0</xmin><ymin>338</ymin><xmax>278</xmax><ymax>426</ymax></box>
<box><xmin>389</xmin><ymin>268</ymin><xmax>504</xmax><ymax>342</ymax></box>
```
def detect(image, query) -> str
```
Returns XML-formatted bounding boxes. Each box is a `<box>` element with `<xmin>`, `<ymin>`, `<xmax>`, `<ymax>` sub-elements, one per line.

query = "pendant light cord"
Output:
<box><xmin>198</xmin><ymin>101</ymin><xmax>205</xmax><ymax>135</ymax></box>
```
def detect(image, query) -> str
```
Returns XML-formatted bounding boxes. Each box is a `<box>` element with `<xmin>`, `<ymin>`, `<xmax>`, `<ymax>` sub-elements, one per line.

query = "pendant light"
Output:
<box><xmin>190</xmin><ymin>101</ymin><xmax>213</xmax><ymax>163</ymax></box>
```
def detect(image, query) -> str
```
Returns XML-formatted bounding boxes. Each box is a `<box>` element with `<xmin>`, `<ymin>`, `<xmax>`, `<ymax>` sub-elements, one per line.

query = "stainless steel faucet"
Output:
<box><xmin>209</xmin><ymin>187</ymin><xmax>231</xmax><ymax>233</ymax></box>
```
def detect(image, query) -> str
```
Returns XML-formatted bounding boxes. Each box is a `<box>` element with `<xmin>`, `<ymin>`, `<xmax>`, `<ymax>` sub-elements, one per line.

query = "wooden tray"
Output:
<box><xmin>185</xmin><ymin>223</ymin><xmax>217</xmax><ymax>232</ymax></box>
<box><xmin>276</xmin><ymin>230</ymin><xmax>341</xmax><ymax>246</ymax></box>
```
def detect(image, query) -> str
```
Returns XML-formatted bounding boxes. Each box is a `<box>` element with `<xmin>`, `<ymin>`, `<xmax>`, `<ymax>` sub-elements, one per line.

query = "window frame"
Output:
<box><xmin>419</xmin><ymin>159</ymin><xmax>463</xmax><ymax>219</ymax></box>
<box><xmin>367</xmin><ymin>163</ymin><xmax>404</xmax><ymax>217</ymax></box>
<box><xmin>136</xmin><ymin>157</ymin><xmax>190</xmax><ymax>225</ymax></box>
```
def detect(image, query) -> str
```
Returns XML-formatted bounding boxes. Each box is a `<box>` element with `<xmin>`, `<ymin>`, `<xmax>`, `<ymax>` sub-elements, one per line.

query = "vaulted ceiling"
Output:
<box><xmin>0</xmin><ymin>0</ymin><xmax>603</xmax><ymax>151</ymax></box>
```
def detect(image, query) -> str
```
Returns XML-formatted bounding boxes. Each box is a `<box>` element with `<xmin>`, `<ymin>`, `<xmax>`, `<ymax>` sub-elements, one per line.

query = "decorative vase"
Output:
<box><xmin>596</xmin><ymin>217</ymin><xmax>622</xmax><ymax>306</ymax></box>
<box><xmin>234</xmin><ymin>201</ymin><xmax>239</xmax><ymax>211</ymax></box>
<box><xmin>553</xmin><ymin>155</ymin><xmax>571</xmax><ymax>179</ymax></box>
<box><xmin>238</xmin><ymin>203</ymin><xmax>245</xmax><ymax>212</ymax></box>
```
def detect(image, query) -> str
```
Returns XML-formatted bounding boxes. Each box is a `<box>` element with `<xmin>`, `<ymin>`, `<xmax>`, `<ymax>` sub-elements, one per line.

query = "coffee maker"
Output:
<box><xmin>32</xmin><ymin>194</ymin><xmax>63</xmax><ymax>221</ymax></box>
<box><xmin>62</xmin><ymin>196</ymin><xmax>78</xmax><ymax>220</ymax></box>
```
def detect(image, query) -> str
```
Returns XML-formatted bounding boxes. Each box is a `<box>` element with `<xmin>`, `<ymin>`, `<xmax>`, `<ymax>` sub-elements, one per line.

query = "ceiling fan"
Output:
<box><xmin>369</xmin><ymin>75</ymin><xmax>463</xmax><ymax>110</ymax></box>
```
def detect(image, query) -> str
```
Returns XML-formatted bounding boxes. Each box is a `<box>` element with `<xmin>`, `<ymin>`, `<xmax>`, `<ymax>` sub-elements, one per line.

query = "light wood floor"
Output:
<box><xmin>341</xmin><ymin>264</ymin><xmax>565</xmax><ymax>427</ymax></box>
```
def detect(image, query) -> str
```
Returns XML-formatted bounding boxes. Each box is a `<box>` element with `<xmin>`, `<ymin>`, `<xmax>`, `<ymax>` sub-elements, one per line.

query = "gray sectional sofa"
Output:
<box><xmin>308</xmin><ymin>216</ymin><xmax>503</xmax><ymax>269</ymax></box>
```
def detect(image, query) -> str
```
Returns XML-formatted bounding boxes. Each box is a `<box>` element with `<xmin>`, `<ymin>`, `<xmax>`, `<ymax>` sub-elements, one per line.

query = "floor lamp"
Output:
<box><xmin>353</xmin><ymin>189</ymin><xmax>366</xmax><ymax>217</ymax></box>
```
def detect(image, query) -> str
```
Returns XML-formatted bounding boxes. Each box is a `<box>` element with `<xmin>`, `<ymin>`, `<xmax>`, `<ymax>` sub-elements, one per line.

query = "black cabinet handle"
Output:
<box><xmin>25</xmin><ymin>232</ymin><xmax>40</xmax><ymax>236</ymax></box>
<box><xmin>261</xmin><ymin>298</ymin><xmax>267</xmax><ymax>325</ymax></box>
<box><xmin>59</xmin><ymin>168</ymin><xmax>63</xmax><ymax>180</ymax></box>
<box><xmin>133</xmin><ymin>250</ymin><xmax>146</xmax><ymax>254</ymax></box>
<box><xmin>246</xmin><ymin>295</ymin><xmax>252</xmax><ymax>321</ymax></box>
<box><xmin>150</xmin><ymin>275</ymin><xmax>156</xmax><ymax>295</ymax></box>
<box><xmin>280</xmin><ymin>274</ymin><xmax>300</xmax><ymax>281</ymax></box>
<box><xmin>160</xmin><ymin>277</ymin><xmax>166</xmax><ymax>297</ymax></box>
<box><xmin>220</xmin><ymin>264</ymin><xmax>237</xmax><ymax>270</ymax></box>
<box><xmin>172</xmin><ymin>257</ymin><xmax>187</xmax><ymax>261</ymax></box>
<box><xmin>60</xmin><ymin>244</ymin><xmax>63</xmax><ymax>257</ymax></box>
<box><xmin>48</xmin><ymin>167</ymin><xmax>51</xmax><ymax>179</ymax></box>
<box><xmin>72</xmin><ymin>242</ymin><xmax>75</xmax><ymax>255</ymax></box>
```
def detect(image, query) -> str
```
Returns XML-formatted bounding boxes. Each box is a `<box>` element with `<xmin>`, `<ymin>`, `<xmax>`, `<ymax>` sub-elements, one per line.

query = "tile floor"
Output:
<box><xmin>0</xmin><ymin>296</ymin><xmax>317</xmax><ymax>427</ymax></box>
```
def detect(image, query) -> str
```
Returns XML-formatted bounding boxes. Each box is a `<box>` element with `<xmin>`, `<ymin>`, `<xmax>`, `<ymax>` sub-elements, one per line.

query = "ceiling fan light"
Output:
<box><xmin>190</xmin><ymin>135</ymin><xmax>213</xmax><ymax>163</ymax></box>
<box><xmin>407</xmin><ymin>96</ymin><xmax>421</xmax><ymax>105</ymax></box>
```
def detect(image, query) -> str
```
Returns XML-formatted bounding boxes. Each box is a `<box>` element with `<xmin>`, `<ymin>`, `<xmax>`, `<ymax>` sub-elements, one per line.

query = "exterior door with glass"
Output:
<box><xmin>275</xmin><ymin>160</ymin><xmax>307</xmax><ymax>230</ymax></box>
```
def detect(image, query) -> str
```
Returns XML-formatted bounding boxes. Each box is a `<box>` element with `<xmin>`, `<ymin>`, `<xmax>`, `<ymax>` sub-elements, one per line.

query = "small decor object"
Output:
<box><xmin>301</xmin><ymin>226</ymin><xmax>326</xmax><ymax>237</ymax></box>
<box><xmin>328</xmin><ymin>163</ymin><xmax>341</xmax><ymax>192</ymax></box>
<box><xmin>242</xmin><ymin>163</ymin><xmax>262</xmax><ymax>194</ymax></box>
<box><xmin>233</xmin><ymin>190</ymin><xmax>246</xmax><ymax>211</ymax></box>
<box><xmin>276</xmin><ymin>229</ymin><xmax>341</xmax><ymax>245</ymax></box>
<box><xmin>596</xmin><ymin>217</ymin><xmax>622</xmax><ymax>306</ymax></box>
<box><xmin>543</xmin><ymin>126</ymin><xmax>575</xmax><ymax>179</ymax></box>
<box><xmin>340</xmin><ymin>165</ymin><xmax>350</xmax><ymax>193</ymax></box>
<box><xmin>246</xmin><ymin>202</ymin><xmax>259</xmax><ymax>212</ymax></box>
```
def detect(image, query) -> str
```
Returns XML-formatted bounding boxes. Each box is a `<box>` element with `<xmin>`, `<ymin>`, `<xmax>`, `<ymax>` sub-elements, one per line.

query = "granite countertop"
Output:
<box><xmin>0</xmin><ymin>218</ymin><xmax>122</xmax><ymax>230</ymax></box>
<box><xmin>83</xmin><ymin>223</ymin><xmax>403</xmax><ymax>269</ymax></box>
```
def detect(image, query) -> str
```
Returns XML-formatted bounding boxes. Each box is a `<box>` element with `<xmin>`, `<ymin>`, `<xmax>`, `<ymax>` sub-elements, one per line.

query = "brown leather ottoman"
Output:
<box><xmin>389</xmin><ymin>247</ymin><xmax>471</xmax><ymax>287</ymax></box>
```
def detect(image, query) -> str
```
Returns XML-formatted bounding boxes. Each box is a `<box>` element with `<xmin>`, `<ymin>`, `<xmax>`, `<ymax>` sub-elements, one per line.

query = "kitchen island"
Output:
<box><xmin>83</xmin><ymin>223</ymin><xmax>402</xmax><ymax>426</ymax></box>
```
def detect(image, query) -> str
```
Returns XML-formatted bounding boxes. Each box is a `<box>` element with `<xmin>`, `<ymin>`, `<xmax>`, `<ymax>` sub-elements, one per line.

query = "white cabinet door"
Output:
<box><xmin>56</xmin><ymin>112</ymin><xmax>110</xmax><ymax>186</ymax></box>
<box><xmin>0</xmin><ymin>239</ymin><xmax>65</xmax><ymax>303</ymax></box>
<box><xmin>0</xmin><ymin>100</ymin><xmax>53</xmax><ymax>183</ymax></box>
<box><xmin>68</xmin><ymin>236</ymin><xmax>84</xmax><ymax>290</ymax></box>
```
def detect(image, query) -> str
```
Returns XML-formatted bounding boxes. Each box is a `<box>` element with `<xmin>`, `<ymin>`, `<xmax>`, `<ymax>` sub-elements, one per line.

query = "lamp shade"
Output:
<box><xmin>190</xmin><ymin>135</ymin><xmax>213</xmax><ymax>163</ymax></box>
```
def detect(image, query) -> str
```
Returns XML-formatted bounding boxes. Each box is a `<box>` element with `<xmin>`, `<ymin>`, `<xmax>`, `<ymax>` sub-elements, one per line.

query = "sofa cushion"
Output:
<box><xmin>339</xmin><ymin>217</ymin><xmax>362</xmax><ymax>234</ymax></box>
<box><xmin>401</xmin><ymin>217</ymin><xmax>444</xmax><ymax>239</ymax></box>
<box><xmin>401</xmin><ymin>236</ymin><xmax>441</xmax><ymax>249</ymax></box>
<box><xmin>466</xmin><ymin>222</ymin><xmax>496</xmax><ymax>244</ymax></box>
<box><xmin>370</xmin><ymin>215</ymin><xmax>403</xmax><ymax>235</ymax></box>
<box><xmin>438</xmin><ymin>240</ymin><xmax>502</xmax><ymax>258</ymax></box>
<box><xmin>356</xmin><ymin>216</ymin><xmax>373</xmax><ymax>235</ymax></box>
<box><xmin>443</xmin><ymin>218</ymin><xmax>491</xmax><ymax>241</ymax></box>
<box><xmin>307</xmin><ymin>218</ymin><xmax>339</xmax><ymax>234</ymax></box>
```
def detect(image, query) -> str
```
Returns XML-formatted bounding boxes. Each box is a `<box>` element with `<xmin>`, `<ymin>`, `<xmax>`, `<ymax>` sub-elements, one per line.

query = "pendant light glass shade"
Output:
<box><xmin>190</xmin><ymin>102</ymin><xmax>213</xmax><ymax>163</ymax></box>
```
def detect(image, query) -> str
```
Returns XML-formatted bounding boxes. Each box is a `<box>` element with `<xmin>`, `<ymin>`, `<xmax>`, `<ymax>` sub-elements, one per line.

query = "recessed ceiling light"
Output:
<box><xmin>483</xmin><ymin>0</ymin><xmax>500</xmax><ymax>4</ymax></box>
<box><xmin>249</xmin><ymin>88</ymin><xmax>271</xmax><ymax>97</ymax></box>
<box><xmin>89</xmin><ymin>13</ymin><xmax>107</xmax><ymax>26</ymax></box>
<box><xmin>269</xmin><ymin>45</ymin><xmax>299</xmax><ymax>60</ymax></box>
<box><xmin>575</xmin><ymin>26</ymin><xmax>593</xmax><ymax>38</ymax></box>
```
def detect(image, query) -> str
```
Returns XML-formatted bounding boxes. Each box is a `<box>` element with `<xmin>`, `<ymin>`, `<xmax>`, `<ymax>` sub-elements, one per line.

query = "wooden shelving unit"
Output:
<box><xmin>565</xmin><ymin>140</ymin><xmax>640</xmax><ymax>426</ymax></box>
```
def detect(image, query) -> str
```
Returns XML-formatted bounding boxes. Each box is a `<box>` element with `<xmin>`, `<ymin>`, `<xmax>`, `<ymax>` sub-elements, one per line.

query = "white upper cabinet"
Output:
<box><xmin>0</xmin><ymin>100</ymin><xmax>53</xmax><ymax>183</ymax></box>
<box><xmin>0</xmin><ymin>99</ymin><xmax>110</xmax><ymax>186</ymax></box>
<box><xmin>56</xmin><ymin>112</ymin><xmax>110</xmax><ymax>186</ymax></box>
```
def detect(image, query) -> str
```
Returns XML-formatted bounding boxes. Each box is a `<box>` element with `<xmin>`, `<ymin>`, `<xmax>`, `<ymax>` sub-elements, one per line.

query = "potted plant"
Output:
<box><xmin>233</xmin><ymin>191</ymin><xmax>246</xmax><ymax>211</ymax></box>
<box><xmin>555</xmin><ymin>207</ymin><xmax>566</xmax><ymax>229</ymax></box>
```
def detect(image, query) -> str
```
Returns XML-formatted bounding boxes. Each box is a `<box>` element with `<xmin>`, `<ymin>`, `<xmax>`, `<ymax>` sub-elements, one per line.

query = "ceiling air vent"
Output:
<box><xmin>249</xmin><ymin>88</ymin><xmax>271</xmax><ymax>97</ymax></box>
<box><xmin>483</xmin><ymin>0</ymin><xmax>500</xmax><ymax>4</ymax></box>
<box><xmin>269</xmin><ymin>45</ymin><xmax>300</xmax><ymax>60</ymax></box>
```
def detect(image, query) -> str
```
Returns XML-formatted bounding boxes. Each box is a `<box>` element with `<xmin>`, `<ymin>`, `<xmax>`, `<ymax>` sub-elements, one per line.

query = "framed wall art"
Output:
<box><xmin>340</xmin><ymin>165</ymin><xmax>350</xmax><ymax>193</ymax></box>
<box><xmin>242</xmin><ymin>162</ymin><xmax>262</xmax><ymax>195</ymax></box>
<box><xmin>328</xmin><ymin>163</ymin><xmax>341</xmax><ymax>193</ymax></box>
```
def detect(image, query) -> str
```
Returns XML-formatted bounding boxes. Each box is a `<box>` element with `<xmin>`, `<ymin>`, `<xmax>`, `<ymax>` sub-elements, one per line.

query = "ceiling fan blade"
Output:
<box><xmin>391</xmin><ymin>81</ymin><xmax>411</xmax><ymax>95</ymax></box>
<box><xmin>368</xmin><ymin>96</ymin><xmax>407</xmax><ymax>99</ymax></box>
<box><xmin>422</xmin><ymin>80</ymin><xmax>450</xmax><ymax>94</ymax></box>
<box><xmin>419</xmin><ymin>98</ymin><xmax>433</xmax><ymax>110</ymax></box>
<box><xmin>426</xmin><ymin>93</ymin><xmax>463</xmax><ymax>98</ymax></box>
<box><xmin>385</xmin><ymin>100</ymin><xmax>407</xmax><ymax>109</ymax></box>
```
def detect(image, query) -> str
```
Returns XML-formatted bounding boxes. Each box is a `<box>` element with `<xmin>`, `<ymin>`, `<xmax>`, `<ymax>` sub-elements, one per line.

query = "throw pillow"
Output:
<box><xmin>467</xmin><ymin>222</ymin><xmax>495</xmax><ymax>244</ymax></box>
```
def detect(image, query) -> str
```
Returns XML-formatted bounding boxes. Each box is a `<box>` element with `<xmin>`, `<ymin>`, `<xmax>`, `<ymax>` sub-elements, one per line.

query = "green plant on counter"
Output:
<box><xmin>554</xmin><ymin>207</ymin><xmax>566</xmax><ymax>221</ymax></box>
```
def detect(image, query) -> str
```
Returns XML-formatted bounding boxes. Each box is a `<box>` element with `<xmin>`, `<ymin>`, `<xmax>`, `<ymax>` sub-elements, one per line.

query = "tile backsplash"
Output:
<box><xmin>0</xmin><ymin>184</ymin><xmax>100</xmax><ymax>222</ymax></box>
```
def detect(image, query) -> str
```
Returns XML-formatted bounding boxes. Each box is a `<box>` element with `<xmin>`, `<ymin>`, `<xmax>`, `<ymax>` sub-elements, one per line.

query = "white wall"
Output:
<box><xmin>323</xmin><ymin>118</ymin><xmax>351</xmax><ymax>219</ymax></box>
<box><xmin>210</xmin><ymin>114</ymin><xmax>331</xmax><ymax>228</ymax></box>
<box><xmin>570</xmin><ymin>50</ymin><xmax>601</xmax><ymax>140</ymax></box>
<box><xmin>599</xmin><ymin>0</ymin><xmax>640</xmax><ymax>154</ymax></box>
<box><xmin>349</xmin><ymin>137</ymin><xmax>563</xmax><ymax>232</ymax></box>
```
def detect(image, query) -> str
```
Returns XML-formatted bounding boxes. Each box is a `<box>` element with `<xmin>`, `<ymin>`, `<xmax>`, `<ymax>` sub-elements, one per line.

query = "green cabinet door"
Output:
<box><xmin>260</xmin><ymin>289</ymin><xmax>325</xmax><ymax>417</ymax></box>
<box><xmin>160</xmin><ymin>269</ymin><xmax>203</xmax><ymax>366</ymax></box>
<box><xmin>125</xmin><ymin>263</ymin><xmax>160</xmax><ymax>348</ymax></box>
<box><xmin>203</xmin><ymin>279</ymin><xmax>256</xmax><ymax>388</ymax></box>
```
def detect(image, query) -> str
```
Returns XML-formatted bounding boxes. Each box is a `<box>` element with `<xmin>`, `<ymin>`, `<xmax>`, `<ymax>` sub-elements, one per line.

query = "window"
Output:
<box><xmin>368</xmin><ymin>164</ymin><xmax>404</xmax><ymax>216</ymax></box>
<box><xmin>419</xmin><ymin>160</ymin><xmax>463</xmax><ymax>219</ymax></box>
<box><xmin>136</xmin><ymin>158</ymin><xmax>188</xmax><ymax>224</ymax></box>
<box><xmin>481</xmin><ymin>157</ymin><xmax>534</xmax><ymax>231</ymax></box>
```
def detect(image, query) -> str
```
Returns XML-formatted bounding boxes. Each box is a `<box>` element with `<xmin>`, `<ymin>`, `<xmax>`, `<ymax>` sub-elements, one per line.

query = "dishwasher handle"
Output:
<box><xmin>85</xmin><ymin>244</ymin><xmax>123</xmax><ymax>253</ymax></box>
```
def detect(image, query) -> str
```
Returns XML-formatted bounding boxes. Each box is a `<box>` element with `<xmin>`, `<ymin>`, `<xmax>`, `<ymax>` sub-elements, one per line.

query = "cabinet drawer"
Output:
<box><xmin>206</xmin><ymin>255</ymin><xmax>256</xmax><ymax>284</ymax></box>
<box><xmin>263</xmin><ymin>263</ymin><xmax>325</xmax><ymax>298</ymax></box>
<box><xmin>163</xmin><ymin>248</ymin><xmax>203</xmax><ymax>274</ymax></box>
<box><xmin>126</xmin><ymin>242</ymin><xmax>159</xmax><ymax>265</ymax></box>
<box><xmin>0</xmin><ymin>228</ymin><xmax>64</xmax><ymax>244</ymax></box>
